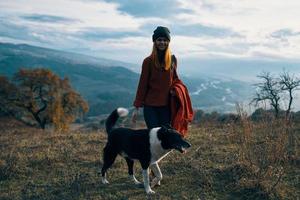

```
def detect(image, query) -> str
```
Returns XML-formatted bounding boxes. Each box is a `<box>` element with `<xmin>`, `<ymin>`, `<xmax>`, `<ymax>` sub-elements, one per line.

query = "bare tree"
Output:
<box><xmin>279</xmin><ymin>71</ymin><xmax>300</xmax><ymax>119</ymax></box>
<box><xmin>252</xmin><ymin>72</ymin><xmax>281</xmax><ymax>118</ymax></box>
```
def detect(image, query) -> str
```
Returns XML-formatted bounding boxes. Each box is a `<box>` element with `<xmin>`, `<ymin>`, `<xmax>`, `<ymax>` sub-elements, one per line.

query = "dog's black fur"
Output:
<box><xmin>101</xmin><ymin>108</ymin><xmax>191</xmax><ymax>194</ymax></box>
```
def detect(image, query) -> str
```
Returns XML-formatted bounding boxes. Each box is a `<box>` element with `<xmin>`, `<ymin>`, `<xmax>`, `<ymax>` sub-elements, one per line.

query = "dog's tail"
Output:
<box><xmin>105</xmin><ymin>107</ymin><xmax>129</xmax><ymax>134</ymax></box>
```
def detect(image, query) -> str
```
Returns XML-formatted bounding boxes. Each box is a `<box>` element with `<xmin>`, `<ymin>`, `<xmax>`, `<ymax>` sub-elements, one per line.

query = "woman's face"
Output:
<box><xmin>155</xmin><ymin>37</ymin><xmax>169</xmax><ymax>51</ymax></box>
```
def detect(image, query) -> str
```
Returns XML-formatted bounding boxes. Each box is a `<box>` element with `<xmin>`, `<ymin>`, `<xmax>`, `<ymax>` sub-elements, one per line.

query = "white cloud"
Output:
<box><xmin>176</xmin><ymin>0</ymin><xmax>300</xmax><ymax>33</ymax></box>
<box><xmin>170</xmin><ymin>33</ymin><xmax>300</xmax><ymax>60</ymax></box>
<box><xmin>0</xmin><ymin>0</ymin><xmax>142</xmax><ymax>32</ymax></box>
<box><xmin>1</xmin><ymin>0</ymin><xmax>300</xmax><ymax>63</ymax></box>
<box><xmin>174</xmin><ymin>0</ymin><xmax>300</xmax><ymax>60</ymax></box>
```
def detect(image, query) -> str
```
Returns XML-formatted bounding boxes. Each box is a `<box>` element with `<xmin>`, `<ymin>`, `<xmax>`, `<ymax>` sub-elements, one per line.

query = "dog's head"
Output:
<box><xmin>157</xmin><ymin>124</ymin><xmax>191</xmax><ymax>153</ymax></box>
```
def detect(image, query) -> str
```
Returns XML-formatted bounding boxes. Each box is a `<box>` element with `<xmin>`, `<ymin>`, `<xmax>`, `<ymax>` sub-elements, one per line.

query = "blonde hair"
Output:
<box><xmin>151</xmin><ymin>44</ymin><xmax>172</xmax><ymax>70</ymax></box>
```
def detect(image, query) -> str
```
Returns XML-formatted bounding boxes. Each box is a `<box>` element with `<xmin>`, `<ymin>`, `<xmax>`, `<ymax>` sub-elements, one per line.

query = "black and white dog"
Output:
<box><xmin>101</xmin><ymin>108</ymin><xmax>191</xmax><ymax>194</ymax></box>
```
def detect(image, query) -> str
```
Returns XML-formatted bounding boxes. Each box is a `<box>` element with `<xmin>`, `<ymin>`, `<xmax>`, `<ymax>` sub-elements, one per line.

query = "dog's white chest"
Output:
<box><xmin>150</xmin><ymin>145</ymin><xmax>170</xmax><ymax>164</ymax></box>
<box><xmin>149</xmin><ymin>128</ymin><xmax>170</xmax><ymax>164</ymax></box>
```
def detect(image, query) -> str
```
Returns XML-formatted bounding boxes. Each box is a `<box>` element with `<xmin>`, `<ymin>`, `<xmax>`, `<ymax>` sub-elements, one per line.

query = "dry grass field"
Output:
<box><xmin>0</xmin><ymin>117</ymin><xmax>299</xmax><ymax>200</ymax></box>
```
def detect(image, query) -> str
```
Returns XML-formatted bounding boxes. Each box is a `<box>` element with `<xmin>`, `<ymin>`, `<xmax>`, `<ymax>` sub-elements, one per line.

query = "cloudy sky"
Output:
<box><xmin>1</xmin><ymin>0</ymin><xmax>300</xmax><ymax>66</ymax></box>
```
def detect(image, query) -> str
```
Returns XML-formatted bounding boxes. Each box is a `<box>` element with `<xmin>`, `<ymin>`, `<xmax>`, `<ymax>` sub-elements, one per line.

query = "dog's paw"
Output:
<box><xmin>146</xmin><ymin>189</ymin><xmax>155</xmax><ymax>194</ymax></box>
<box><xmin>131</xmin><ymin>175</ymin><xmax>141</xmax><ymax>185</ymax></box>
<box><xmin>134</xmin><ymin>180</ymin><xmax>142</xmax><ymax>185</ymax></box>
<box><xmin>133</xmin><ymin>179</ymin><xmax>142</xmax><ymax>186</ymax></box>
<box><xmin>101</xmin><ymin>178</ymin><xmax>109</xmax><ymax>184</ymax></box>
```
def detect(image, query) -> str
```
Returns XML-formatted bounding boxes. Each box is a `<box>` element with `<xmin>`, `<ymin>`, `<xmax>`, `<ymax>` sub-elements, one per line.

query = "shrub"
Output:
<box><xmin>231</xmin><ymin>105</ymin><xmax>290</xmax><ymax>198</ymax></box>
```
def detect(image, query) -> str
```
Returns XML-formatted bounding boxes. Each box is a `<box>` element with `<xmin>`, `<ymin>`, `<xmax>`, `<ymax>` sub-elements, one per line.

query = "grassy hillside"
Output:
<box><xmin>0</xmin><ymin>117</ymin><xmax>299</xmax><ymax>200</ymax></box>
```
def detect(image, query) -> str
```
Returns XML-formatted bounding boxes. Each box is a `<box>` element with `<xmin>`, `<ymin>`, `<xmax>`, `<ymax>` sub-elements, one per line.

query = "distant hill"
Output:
<box><xmin>180</xmin><ymin>57</ymin><xmax>300</xmax><ymax>82</ymax></box>
<box><xmin>0</xmin><ymin>42</ymin><xmax>138</xmax><ymax>71</ymax></box>
<box><xmin>0</xmin><ymin>42</ymin><xmax>140</xmax><ymax>115</ymax></box>
<box><xmin>0</xmin><ymin>42</ymin><xmax>254</xmax><ymax>115</ymax></box>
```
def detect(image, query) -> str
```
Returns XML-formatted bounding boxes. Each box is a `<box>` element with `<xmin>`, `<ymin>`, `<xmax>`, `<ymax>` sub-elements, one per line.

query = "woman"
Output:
<box><xmin>131</xmin><ymin>26</ymin><xmax>179</xmax><ymax>129</ymax></box>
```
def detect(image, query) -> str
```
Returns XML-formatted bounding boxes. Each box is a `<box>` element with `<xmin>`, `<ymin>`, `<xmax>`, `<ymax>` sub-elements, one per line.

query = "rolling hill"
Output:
<box><xmin>0</xmin><ymin>42</ymin><xmax>139</xmax><ymax>115</ymax></box>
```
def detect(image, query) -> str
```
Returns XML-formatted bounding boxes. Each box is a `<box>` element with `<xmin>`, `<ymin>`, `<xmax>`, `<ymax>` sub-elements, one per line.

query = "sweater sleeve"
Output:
<box><xmin>133</xmin><ymin>58</ymin><xmax>150</xmax><ymax>107</ymax></box>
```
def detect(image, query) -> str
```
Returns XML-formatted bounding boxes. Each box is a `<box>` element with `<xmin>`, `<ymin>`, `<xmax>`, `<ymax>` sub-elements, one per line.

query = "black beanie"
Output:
<box><xmin>152</xmin><ymin>26</ymin><xmax>171</xmax><ymax>42</ymax></box>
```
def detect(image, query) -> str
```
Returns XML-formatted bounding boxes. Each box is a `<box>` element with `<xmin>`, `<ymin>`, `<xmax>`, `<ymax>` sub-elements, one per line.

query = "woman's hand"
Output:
<box><xmin>131</xmin><ymin>107</ymin><xmax>139</xmax><ymax>124</ymax></box>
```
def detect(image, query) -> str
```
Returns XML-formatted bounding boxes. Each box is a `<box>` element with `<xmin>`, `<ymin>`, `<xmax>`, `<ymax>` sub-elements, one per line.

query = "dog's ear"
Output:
<box><xmin>161</xmin><ymin>124</ymin><xmax>173</xmax><ymax>132</ymax></box>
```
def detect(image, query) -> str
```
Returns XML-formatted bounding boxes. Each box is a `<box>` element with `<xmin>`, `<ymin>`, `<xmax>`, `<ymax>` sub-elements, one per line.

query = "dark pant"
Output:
<box><xmin>143</xmin><ymin>105</ymin><xmax>171</xmax><ymax>129</ymax></box>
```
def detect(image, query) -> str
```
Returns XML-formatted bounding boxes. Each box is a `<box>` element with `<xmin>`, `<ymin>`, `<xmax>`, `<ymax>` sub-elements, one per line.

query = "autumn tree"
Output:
<box><xmin>0</xmin><ymin>68</ymin><xmax>88</xmax><ymax>130</ymax></box>
<box><xmin>50</xmin><ymin>77</ymin><xmax>89</xmax><ymax>131</ymax></box>
<box><xmin>0</xmin><ymin>75</ymin><xmax>19</xmax><ymax>116</ymax></box>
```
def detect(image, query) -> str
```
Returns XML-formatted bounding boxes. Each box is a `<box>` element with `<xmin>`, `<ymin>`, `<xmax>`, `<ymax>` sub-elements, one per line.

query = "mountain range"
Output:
<box><xmin>0</xmin><ymin>42</ymin><xmax>265</xmax><ymax>115</ymax></box>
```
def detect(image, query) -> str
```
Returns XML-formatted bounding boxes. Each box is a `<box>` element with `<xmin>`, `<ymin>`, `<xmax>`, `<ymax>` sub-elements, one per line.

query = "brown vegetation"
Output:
<box><xmin>0</xmin><ymin>114</ymin><xmax>298</xmax><ymax>199</ymax></box>
<box><xmin>0</xmin><ymin>68</ymin><xmax>88</xmax><ymax>130</ymax></box>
